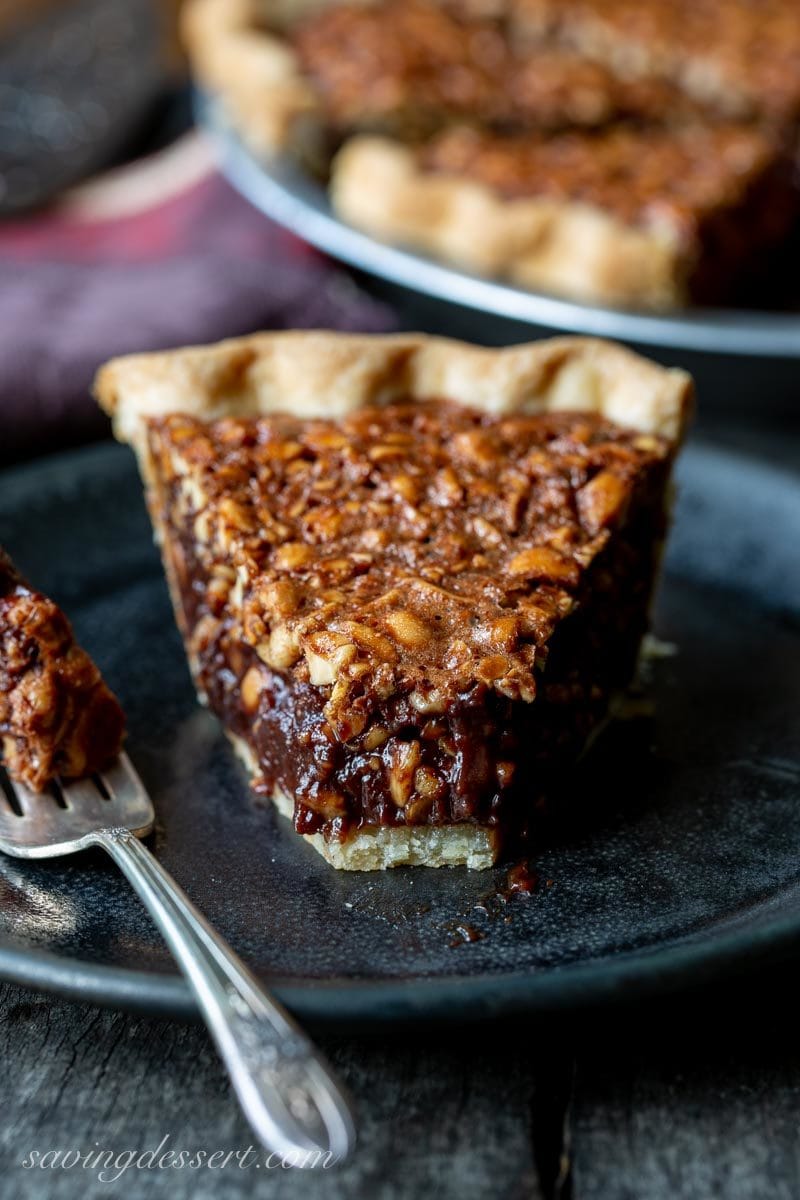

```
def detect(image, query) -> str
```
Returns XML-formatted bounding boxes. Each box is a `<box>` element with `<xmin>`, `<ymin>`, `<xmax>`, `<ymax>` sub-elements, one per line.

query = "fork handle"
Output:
<box><xmin>95</xmin><ymin>827</ymin><xmax>354</xmax><ymax>1164</ymax></box>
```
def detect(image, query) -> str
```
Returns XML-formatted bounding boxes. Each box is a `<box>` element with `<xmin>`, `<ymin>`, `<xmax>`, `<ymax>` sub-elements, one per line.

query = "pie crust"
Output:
<box><xmin>96</xmin><ymin>331</ymin><xmax>691</xmax><ymax>870</ymax></box>
<box><xmin>332</xmin><ymin>122</ymin><xmax>797</xmax><ymax>310</ymax></box>
<box><xmin>96</xmin><ymin>330</ymin><xmax>691</xmax><ymax>445</ymax></box>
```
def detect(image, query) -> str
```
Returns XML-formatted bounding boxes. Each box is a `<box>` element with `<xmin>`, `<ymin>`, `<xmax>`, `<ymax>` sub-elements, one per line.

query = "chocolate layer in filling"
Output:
<box><xmin>146</xmin><ymin>401</ymin><xmax>673</xmax><ymax>845</ymax></box>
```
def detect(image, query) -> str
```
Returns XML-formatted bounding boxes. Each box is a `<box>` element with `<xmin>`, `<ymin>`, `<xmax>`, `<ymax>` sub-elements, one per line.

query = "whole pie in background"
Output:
<box><xmin>96</xmin><ymin>331</ymin><xmax>692</xmax><ymax>869</ymax></box>
<box><xmin>182</xmin><ymin>0</ymin><xmax>800</xmax><ymax>311</ymax></box>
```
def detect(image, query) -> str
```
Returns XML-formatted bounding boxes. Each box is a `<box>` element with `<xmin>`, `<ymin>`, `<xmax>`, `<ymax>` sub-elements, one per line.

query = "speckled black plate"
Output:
<box><xmin>0</xmin><ymin>441</ymin><xmax>799</xmax><ymax>1026</ymax></box>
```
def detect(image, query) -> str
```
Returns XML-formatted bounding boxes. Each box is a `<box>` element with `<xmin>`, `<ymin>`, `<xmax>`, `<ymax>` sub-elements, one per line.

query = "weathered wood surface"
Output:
<box><xmin>0</xmin><ymin>981</ymin><xmax>553</xmax><ymax>1200</ymax></box>
<box><xmin>2</xmin><ymin>967</ymin><xmax>800</xmax><ymax>1200</ymax></box>
<box><xmin>570</xmin><ymin>975</ymin><xmax>800</xmax><ymax>1200</ymax></box>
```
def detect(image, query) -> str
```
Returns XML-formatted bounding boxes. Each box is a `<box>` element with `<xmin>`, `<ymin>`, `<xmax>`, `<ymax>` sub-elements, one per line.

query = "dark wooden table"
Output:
<box><xmin>2</xmin><ymin>960</ymin><xmax>800</xmax><ymax>1199</ymax></box>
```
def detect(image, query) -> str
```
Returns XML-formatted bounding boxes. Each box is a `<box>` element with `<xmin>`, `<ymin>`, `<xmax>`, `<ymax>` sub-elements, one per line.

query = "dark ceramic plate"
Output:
<box><xmin>0</xmin><ymin>442</ymin><xmax>798</xmax><ymax>1026</ymax></box>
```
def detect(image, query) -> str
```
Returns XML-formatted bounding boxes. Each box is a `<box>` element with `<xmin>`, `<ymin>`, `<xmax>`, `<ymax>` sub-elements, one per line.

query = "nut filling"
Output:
<box><xmin>146</xmin><ymin>401</ymin><xmax>674</xmax><ymax>847</ymax></box>
<box><xmin>289</xmin><ymin>0</ymin><xmax>700</xmax><ymax>140</ymax></box>
<box><xmin>0</xmin><ymin>548</ymin><xmax>125</xmax><ymax>791</ymax></box>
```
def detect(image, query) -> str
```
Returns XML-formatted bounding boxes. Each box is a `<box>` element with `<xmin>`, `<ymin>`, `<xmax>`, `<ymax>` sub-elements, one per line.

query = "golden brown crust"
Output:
<box><xmin>95</xmin><ymin>329</ymin><xmax>693</xmax><ymax>450</ymax></box>
<box><xmin>182</xmin><ymin>0</ymin><xmax>324</xmax><ymax>159</ymax></box>
<box><xmin>0</xmin><ymin>549</ymin><xmax>125</xmax><ymax>792</ymax></box>
<box><xmin>332</xmin><ymin>136</ymin><xmax>688</xmax><ymax>310</ymax></box>
<box><xmin>332</xmin><ymin>124</ymin><xmax>798</xmax><ymax>311</ymax></box>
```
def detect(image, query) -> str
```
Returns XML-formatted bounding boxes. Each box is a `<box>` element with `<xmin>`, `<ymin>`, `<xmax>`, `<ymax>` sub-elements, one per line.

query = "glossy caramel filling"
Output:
<box><xmin>146</xmin><ymin>401</ymin><xmax>672</xmax><ymax>843</ymax></box>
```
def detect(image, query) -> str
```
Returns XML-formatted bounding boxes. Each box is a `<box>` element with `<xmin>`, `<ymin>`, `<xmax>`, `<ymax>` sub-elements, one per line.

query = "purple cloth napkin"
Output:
<box><xmin>0</xmin><ymin>144</ymin><xmax>395</xmax><ymax>463</ymax></box>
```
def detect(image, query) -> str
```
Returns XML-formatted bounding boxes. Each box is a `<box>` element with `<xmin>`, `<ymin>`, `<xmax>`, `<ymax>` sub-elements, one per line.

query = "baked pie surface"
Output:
<box><xmin>0</xmin><ymin>548</ymin><xmax>125</xmax><ymax>792</ymax></box>
<box><xmin>182</xmin><ymin>0</ymin><xmax>702</xmax><ymax>158</ymax></box>
<box><xmin>96</xmin><ymin>331</ymin><xmax>692</xmax><ymax>869</ymax></box>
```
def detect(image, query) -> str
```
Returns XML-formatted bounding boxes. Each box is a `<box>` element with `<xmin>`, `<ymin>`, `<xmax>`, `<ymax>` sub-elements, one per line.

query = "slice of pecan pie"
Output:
<box><xmin>96</xmin><ymin>333</ymin><xmax>691</xmax><ymax>869</ymax></box>
<box><xmin>0</xmin><ymin>549</ymin><xmax>125</xmax><ymax>791</ymax></box>
<box><xmin>287</xmin><ymin>0</ymin><xmax>700</xmax><ymax>140</ymax></box>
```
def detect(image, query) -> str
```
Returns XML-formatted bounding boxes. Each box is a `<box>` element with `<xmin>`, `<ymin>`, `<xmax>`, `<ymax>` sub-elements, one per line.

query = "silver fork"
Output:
<box><xmin>0</xmin><ymin>752</ymin><xmax>355</xmax><ymax>1165</ymax></box>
